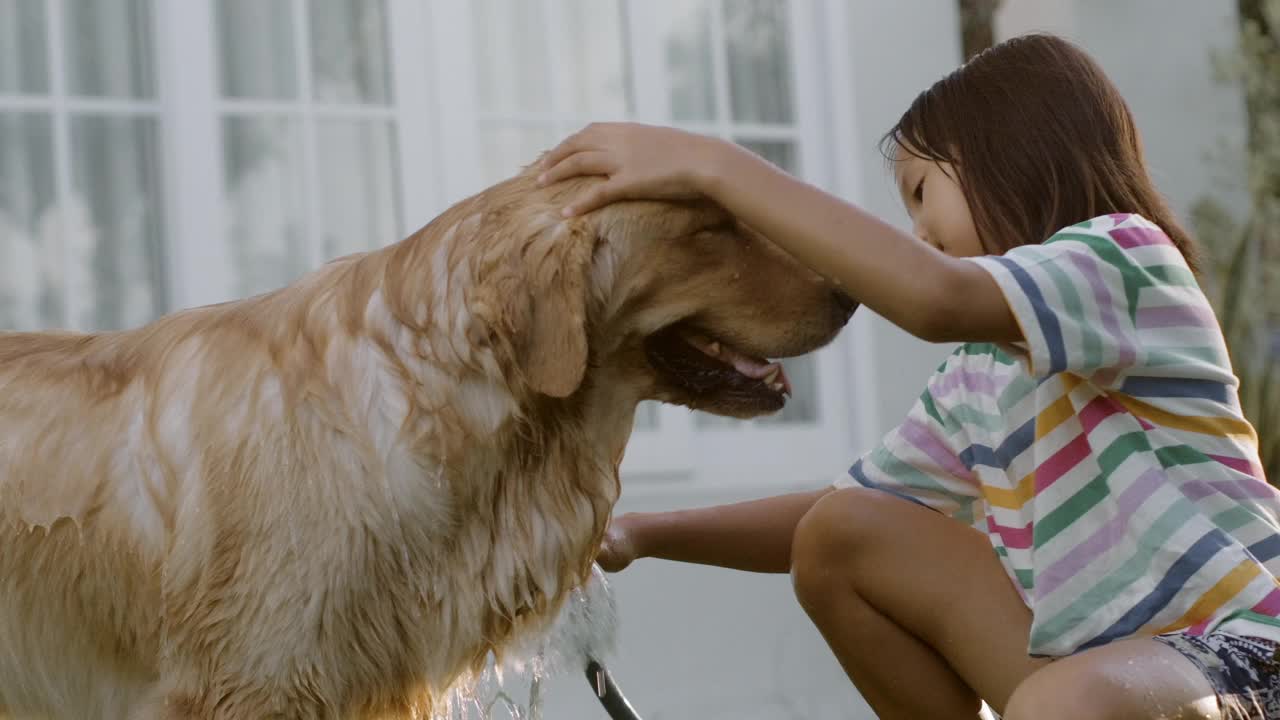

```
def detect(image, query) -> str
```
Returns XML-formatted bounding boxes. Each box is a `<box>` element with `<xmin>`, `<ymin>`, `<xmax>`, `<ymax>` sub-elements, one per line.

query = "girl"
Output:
<box><xmin>538</xmin><ymin>33</ymin><xmax>1280</xmax><ymax>720</ymax></box>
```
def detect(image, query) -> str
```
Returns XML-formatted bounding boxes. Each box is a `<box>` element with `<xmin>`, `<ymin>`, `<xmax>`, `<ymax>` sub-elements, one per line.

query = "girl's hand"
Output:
<box><xmin>594</xmin><ymin>514</ymin><xmax>642</xmax><ymax>573</ymax></box>
<box><xmin>538</xmin><ymin>122</ymin><xmax>725</xmax><ymax>217</ymax></box>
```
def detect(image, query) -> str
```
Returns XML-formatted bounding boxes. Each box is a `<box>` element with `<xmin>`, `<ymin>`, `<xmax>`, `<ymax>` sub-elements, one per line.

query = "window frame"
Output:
<box><xmin>424</xmin><ymin>0</ymin><xmax>859</xmax><ymax>488</ymax></box>
<box><xmin>155</xmin><ymin>0</ymin><xmax>442</xmax><ymax>311</ymax></box>
<box><xmin>622</xmin><ymin>0</ymin><xmax>861</xmax><ymax>489</ymax></box>
<box><xmin>0</xmin><ymin>0</ymin><xmax>169</xmax><ymax>330</ymax></box>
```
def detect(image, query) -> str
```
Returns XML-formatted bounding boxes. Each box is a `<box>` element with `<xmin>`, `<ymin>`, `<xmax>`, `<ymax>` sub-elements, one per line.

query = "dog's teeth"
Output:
<box><xmin>763</xmin><ymin>368</ymin><xmax>780</xmax><ymax>385</ymax></box>
<box><xmin>707</xmin><ymin>342</ymin><xmax>720</xmax><ymax>356</ymax></box>
<box><xmin>770</xmin><ymin>381</ymin><xmax>785</xmax><ymax>393</ymax></box>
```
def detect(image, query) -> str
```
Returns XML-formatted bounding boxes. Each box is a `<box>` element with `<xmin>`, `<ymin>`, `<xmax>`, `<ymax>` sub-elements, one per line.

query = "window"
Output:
<box><xmin>470</xmin><ymin>0</ymin><xmax>633</xmax><ymax>188</ymax></box>
<box><xmin>2</xmin><ymin>0</ymin><xmax>421</xmax><ymax>323</ymax></box>
<box><xmin>215</xmin><ymin>0</ymin><xmax>400</xmax><ymax>297</ymax></box>
<box><xmin>451</xmin><ymin>0</ymin><xmax>852</xmax><ymax>485</ymax></box>
<box><xmin>652</xmin><ymin>0</ymin><xmax>821</xmax><ymax>429</ymax></box>
<box><xmin>0</xmin><ymin>0</ymin><xmax>166</xmax><ymax>331</ymax></box>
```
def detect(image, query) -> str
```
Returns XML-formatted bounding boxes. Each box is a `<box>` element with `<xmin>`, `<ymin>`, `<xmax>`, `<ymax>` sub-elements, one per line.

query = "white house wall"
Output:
<box><xmin>996</xmin><ymin>0</ymin><xmax>1252</xmax><ymax>223</ymax></box>
<box><xmin>841</xmin><ymin>0</ymin><xmax>966</xmax><ymax>452</ymax></box>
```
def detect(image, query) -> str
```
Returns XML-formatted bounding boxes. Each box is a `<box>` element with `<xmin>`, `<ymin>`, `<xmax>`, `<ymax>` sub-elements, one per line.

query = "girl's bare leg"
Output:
<box><xmin>1004</xmin><ymin>637</ymin><xmax>1220</xmax><ymax>719</ymax></box>
<box><xmin>790</xmin><ymin>488</ymin><xmax>1050</xmax><ymax>718</ymax></box>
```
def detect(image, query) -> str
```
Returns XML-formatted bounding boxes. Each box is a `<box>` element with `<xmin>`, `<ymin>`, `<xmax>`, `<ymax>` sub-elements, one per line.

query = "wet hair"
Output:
<box><xmin>880</xmin><ymin>32</ymin><xmax>1202</xmax><ymax>273</ymax></box>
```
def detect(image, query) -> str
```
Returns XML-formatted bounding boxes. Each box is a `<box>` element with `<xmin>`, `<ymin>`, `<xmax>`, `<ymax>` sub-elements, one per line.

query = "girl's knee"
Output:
<box><xmin>790</xmin><ymin>487</ymin><xmax>906</xmax><ymax>609</ymax></box>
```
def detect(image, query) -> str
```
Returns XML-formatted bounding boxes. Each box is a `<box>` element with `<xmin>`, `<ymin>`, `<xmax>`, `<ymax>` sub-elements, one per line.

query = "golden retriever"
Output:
<box><xmin>0</xmin><ymin>161</ymin><xmax>856</xmax><ymax>719</ymax></box>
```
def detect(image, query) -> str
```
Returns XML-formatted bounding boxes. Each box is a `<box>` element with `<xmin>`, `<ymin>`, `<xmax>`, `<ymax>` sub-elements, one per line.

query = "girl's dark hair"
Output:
<box><xmin>881</xmin><ymin>32</ymin><xmax>1202</xmax><ymax>274</ymax></box>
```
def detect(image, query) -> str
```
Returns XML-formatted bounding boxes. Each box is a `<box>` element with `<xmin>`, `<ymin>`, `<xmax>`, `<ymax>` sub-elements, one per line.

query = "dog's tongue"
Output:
<box><xmin>682</xmin><ymin>332</ymin><xmax>792</xmax><ymax>395</ymax></box>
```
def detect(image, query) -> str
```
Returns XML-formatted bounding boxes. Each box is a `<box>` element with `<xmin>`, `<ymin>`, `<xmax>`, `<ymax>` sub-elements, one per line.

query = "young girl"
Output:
<box><xmin>538</xmin><ymin>32</ymin><xmax>1280</xmax><ymax>720</ymax></box>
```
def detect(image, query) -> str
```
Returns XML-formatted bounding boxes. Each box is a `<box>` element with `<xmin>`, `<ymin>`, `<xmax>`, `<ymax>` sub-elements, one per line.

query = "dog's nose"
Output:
<box><xmin>832</xmin><ymin>289</ymin><xmax>859</xmax><ymax>321</ymax></box>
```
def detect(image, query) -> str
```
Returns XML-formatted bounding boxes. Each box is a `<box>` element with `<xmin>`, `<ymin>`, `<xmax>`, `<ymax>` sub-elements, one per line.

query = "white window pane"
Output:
<box><xmin>222</xmin><ymin>116</ymin><xmax>308</xmax><ymax>297</ymax></box>
<box><xmin>472</xmin><ymin>0</ymin><xmax>550</xmax><ymax>114</ymax></box>
<box><xmin>478</xmin><ymin>124</ymin><xmax>557</xmax><ymax>188</ymax></box>
<box><xmin>0</xmin><ymin>0</ymin><xmax>48</xmax><ymax>94</ymax></box>
<box><xmin>217</xmin><ymin>0</ymin><xmax>297</xmax><ymax>99</ymax></box>
<box><xmin>755</xmin><ymin>357</ymin><xmax>818</xmax><ymax>424</ymax></box>
<box><xmin>694</xmin><ymin>139</ymin><xmax>816</xmax><ymax>427</ymax></box>
<box><xmin>63</xmin><ymin>0</ymin><xmax>155</xmax><ymax>98</ymax></box>
<box><xmin>635</xmin><ymin>401</ymin><xmax>659</xmax><ymax>431</ymax></box>
<box><xmin>737</xmin><ymin>138</ymin><xmax>796</xmax><ymax>173</ymax></box>
<box><xmin>724</xmin><ymin>0</ymin><xmax>793</xmax><ymax>124</ymax></box>
<box><xmin>660</xmin><ymin>0</ymin><xmax>716</xmax><ymax>123</ymax></box>
<box><xmin>316</xmin><ymin>119</ymin><xmax>400</xmax><ymax>259</ymax></box>
<box><xmin>309</xmin><ymin>0</ymin><xmax>391</xmax><ymax>104</ymax></box>
<box><xmin>0</xmin><ymin>112</ymin><xmax>61</xmax><ymax>329</ymax></box>
<box><xmin>561</xmin><ymin>0</ymin><xmax>630</xmax><ymax>117</ymax></box>
<box><xmin>68</xmin><ymin>115</ymin><xmax>167</xmax><ymax>330</ymax></box>
<box><xmin>694</xmin><ymin>414</ymin><xmax>739</xmax><ymax>431</ymax></box>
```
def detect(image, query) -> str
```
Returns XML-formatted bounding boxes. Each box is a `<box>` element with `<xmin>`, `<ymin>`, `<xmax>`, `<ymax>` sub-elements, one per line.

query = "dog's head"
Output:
<box><xmin>584</xmin><ymin>197</ymin><xmax>856</xmax><ymax>419</ymax></box>
<box><xmin>434</xmin><ymin>166</ymin><xmax>857</xmax><ymax>420</ymax></box>
<box><xmin>341</xmin><ymin>165</ymin><xmax>860</xmax><ymax>692</ymax></box>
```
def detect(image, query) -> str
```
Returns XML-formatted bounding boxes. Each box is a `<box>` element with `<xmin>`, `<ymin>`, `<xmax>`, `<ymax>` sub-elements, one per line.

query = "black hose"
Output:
<box><xmin>584</xmin><ymin>660</ymin><xmax>643</xmax><ymax>720</ymax></box>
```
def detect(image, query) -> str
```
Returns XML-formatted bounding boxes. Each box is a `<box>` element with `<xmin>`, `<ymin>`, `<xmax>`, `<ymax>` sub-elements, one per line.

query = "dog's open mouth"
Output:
<box><xmin>643</xmin><ymin>323</ymin><xmax>792</xmax><ymax>415</ymax></box>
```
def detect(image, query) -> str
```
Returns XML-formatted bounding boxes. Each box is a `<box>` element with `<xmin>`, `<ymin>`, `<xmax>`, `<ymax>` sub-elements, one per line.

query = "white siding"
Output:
<box><xmin>996</xmin><ymin>0</ymin><xmax>1251</xmax><ymax>222</ymax></box>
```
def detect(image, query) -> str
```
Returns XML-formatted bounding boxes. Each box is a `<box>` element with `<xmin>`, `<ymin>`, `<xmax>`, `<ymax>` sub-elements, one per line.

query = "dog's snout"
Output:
<box><xmin>831</xmin><ymin>288</ymin><xmax>858</xmax><ymax>321</ymax></box>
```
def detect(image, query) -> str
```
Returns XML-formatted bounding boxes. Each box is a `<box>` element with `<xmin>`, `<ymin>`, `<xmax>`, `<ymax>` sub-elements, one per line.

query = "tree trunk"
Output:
<box><xmin>958</xmin><ymin>0</ymin><xmax>1003</xmax><ymax>60</ymax></box>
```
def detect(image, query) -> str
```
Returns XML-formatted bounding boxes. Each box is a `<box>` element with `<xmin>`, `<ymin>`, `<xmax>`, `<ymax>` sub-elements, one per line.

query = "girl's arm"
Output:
<box><xmin>609</xmin><ymin>488</ymin><xmax>835</xmax><ymax>574</ymax></box>
<box><xmin>541</xmin><ymin>124</ymin><xmax>1020</xmax><ymax>345</ymax></box>
<box><xmin>698</xmin><ymin>142</ymin><xmax>1019</xmax><ymax>344</ymax></box>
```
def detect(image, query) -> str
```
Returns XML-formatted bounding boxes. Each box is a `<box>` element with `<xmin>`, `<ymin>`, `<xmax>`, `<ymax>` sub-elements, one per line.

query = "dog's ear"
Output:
<box><xmin>510</xmin><ymin>219</ymin><xmax>597</xmax><ymax>398</ymax></box>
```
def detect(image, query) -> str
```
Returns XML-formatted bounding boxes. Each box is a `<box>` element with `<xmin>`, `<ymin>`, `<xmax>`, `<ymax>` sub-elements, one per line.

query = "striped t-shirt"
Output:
<box><xmin>835</xmin><ymin>213</ymin><xmax>1280</xmax><ymax>657</ymax></box>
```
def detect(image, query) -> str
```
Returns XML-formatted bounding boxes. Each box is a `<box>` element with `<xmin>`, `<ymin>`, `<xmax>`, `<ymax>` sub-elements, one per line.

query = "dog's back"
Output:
<box><xmin>0</xmin><ymin>291</ymin><xmax>353</xmax><ymax>718</ymax></box>
<box><xmin>0</xmin><ymin>258</ymin><xmax>480</xmax><ymax>718</ymax></box>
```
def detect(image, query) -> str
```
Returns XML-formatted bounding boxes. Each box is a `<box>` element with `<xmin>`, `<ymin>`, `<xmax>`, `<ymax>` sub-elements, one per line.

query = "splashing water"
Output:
<box><xmin>434</xmin><ymin>565</ymin><xmax>620</xmax><ymax>720</ymax></box>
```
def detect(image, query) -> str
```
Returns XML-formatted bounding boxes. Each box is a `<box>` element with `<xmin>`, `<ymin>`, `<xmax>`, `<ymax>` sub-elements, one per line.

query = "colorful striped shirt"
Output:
<box><xmin>834</xmin><ymin>213</ymin><xmax>1280</xmax><ymax>657</ymax></box>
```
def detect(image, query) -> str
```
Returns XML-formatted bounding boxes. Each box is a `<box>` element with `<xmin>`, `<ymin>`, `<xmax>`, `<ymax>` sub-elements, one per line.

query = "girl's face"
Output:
<box><xmin>893</xmin><ymin>143</ymin><xmax>985</xmax><ymax>258</ymax></box>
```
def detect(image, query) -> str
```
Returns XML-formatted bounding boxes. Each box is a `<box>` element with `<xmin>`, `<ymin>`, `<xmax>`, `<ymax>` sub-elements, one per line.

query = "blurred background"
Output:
<box><xmin>1</xmin><ymin>0</ymin><xmax>1276</xmax><ymax>717</ymax></box>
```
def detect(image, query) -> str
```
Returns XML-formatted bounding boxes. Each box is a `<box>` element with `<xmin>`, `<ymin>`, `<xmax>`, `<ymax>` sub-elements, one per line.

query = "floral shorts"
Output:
<box><xmin>1154</xmin><ymin>631</ymin><xmax>1280</xmax><ymax>719</ymax></box>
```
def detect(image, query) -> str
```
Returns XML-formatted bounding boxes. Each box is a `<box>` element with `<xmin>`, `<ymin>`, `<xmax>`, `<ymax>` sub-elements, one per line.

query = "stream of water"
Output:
<box><xmin>432</xmin><ymin>565</ymin><xmax>620</xmax><ymax>720</ymax></box>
